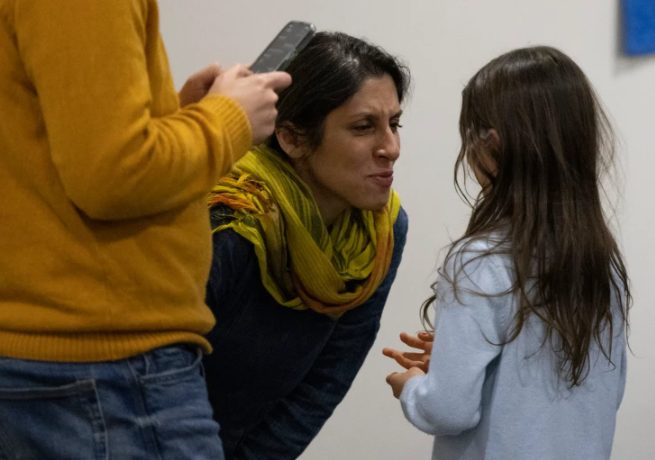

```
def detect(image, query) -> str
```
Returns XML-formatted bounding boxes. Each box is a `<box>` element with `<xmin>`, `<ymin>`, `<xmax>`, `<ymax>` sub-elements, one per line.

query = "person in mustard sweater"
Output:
<box><xmin>0</xmin><ymin>1</ymin><xmax>290</xmax><ymax>459</ymax></box>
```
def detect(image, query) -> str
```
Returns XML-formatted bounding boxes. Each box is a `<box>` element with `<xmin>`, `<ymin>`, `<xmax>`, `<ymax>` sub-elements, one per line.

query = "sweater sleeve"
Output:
<box><xmin>400</xmin><ymin>244</ymin><xmax>513</xmax><ymax>436</ymax></box>
<box><xmin>13</xmin><ymin>0</ymin><xmax>251</xmax><ymax>220</ymax></box>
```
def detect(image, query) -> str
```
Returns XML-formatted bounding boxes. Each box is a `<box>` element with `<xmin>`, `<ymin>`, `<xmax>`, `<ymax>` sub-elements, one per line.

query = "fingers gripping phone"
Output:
<box><xmin>250</xmin><ymin>21</ymin><xmax>316</xmax><ymax>73</ymax></box>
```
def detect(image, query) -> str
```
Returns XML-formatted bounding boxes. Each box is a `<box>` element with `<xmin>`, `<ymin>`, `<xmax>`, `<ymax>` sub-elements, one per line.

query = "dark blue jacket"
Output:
<box><xmin>203</xmin><ymin>206</ymin><xmax>408</xmax><ymax>460</ymax></box>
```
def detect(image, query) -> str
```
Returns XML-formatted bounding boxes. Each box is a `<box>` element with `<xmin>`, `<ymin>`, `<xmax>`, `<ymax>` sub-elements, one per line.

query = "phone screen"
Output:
<box><xmin>250</xmin><ymin>21</ymin><xmax>316</xmax><ymax>73</ymax></box>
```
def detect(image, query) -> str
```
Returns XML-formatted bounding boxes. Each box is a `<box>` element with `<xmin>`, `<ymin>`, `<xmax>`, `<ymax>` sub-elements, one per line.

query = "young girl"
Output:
<box><xmin>385</xmin><ymin>46</ymin><xmax>631</xmax><ymax>460</ymax></box>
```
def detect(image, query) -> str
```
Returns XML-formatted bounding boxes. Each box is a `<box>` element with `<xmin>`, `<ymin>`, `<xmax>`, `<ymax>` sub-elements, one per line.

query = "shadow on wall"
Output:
<box><xmin>614</xmin><ymin>0</ymin><xmax>655</xmax><ymax>75</ymax></box>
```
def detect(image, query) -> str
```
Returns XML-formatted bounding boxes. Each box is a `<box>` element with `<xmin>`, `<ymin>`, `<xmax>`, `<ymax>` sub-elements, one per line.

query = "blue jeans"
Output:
<box><xmin>0</xmin><ymin>345</ymin><xmax>224</xmax><ymax>460</ymax></box>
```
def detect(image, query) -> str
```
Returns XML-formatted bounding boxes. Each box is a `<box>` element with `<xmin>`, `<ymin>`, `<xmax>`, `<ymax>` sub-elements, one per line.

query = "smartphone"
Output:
<box><xmin>250</xmin><ymin>21</ymin><xmax>316</xmax><ymax>73</ymax></box>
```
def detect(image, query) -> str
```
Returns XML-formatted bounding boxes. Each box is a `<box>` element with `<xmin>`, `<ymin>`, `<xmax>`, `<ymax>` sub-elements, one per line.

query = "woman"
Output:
<box><xmin>203</xmin><ymin>32</ymin><xmax>411</xmax><ymax>459</ymax></box>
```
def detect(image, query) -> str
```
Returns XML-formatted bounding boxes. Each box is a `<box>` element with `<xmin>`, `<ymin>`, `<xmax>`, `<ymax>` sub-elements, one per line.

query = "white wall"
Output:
<box><xmin>159</xmin><ymin>1</ymin><xmax>655</xmax><ymax>458</ymax></box>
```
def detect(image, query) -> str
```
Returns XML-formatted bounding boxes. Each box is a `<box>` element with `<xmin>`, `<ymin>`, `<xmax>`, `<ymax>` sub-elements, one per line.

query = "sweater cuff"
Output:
<box><xmin>399</xmin><ymin>375</ymin><xmax>434</xmax><ymax>435</ymax></box>
<box><xmin>400</xmin><ymin>374</ymin><xmax>424</xmax><ymax>406</ymax></box>
<box><xmin>201</xmin><ymin>94</ymin><xmax>253</xmax><ymax>160</ymax></box>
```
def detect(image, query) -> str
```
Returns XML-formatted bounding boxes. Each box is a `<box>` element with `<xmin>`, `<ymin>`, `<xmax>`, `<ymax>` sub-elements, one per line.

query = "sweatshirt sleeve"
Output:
<box><xmin>400</xmin><ymin>244</ymin><xmax>513</xmax><ymax>436</ymax></box>
<box><xmin>14</xmin><ymin>0</ymin><xmax>252</xmax><ymax>220</ymax></box>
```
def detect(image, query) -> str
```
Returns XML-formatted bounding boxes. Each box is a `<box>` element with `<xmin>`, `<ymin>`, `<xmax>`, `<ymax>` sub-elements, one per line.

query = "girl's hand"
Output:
<box><xmin>386</xmin><ymin>367</ymin><xmax>425</xmax><ymax>399</ymax></box>
<box><xmin>382</xmin><ymin>331</ymin><xmax>434</xmax><ymax>372</ymax></box>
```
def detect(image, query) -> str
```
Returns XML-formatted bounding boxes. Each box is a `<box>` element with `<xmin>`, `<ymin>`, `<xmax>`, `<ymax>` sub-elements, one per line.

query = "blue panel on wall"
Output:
<box><xmin>624</xmin><ymin>0</ymin><xmax>655</xmax><ymax>55</ymax></box>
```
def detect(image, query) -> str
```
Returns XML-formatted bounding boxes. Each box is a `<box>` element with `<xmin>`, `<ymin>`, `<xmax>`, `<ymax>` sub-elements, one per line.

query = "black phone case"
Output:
<box><xmin>250</xmin><ymin>21</ymin><xmax>316</xmax><ymax>73</ymax></box>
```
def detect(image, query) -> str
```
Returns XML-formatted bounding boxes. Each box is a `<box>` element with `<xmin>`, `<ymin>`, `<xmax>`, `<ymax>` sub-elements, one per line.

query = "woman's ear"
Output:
<box><xmin>275</xmin><ymin>125</ymin><xmax>306</xmax><ymax>161</ymax></box>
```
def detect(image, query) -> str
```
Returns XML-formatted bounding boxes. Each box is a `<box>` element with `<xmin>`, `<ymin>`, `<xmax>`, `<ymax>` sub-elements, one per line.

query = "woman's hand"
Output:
<box><xmin>386</xmin><ymin>367</ymin><xmax>425</xmax><ymax>399</ymax></box>
<box><xmin>382</xmin><ymin>331</ymin><xmax>434</xmax><ymax>373</ymax></box>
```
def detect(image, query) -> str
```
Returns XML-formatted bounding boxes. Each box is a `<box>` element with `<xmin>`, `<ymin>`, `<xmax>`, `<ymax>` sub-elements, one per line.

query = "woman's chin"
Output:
<box><xmin>350</xmin><ymin>193</ymin><xmax>391</xmax><ymax>212</ymax></box>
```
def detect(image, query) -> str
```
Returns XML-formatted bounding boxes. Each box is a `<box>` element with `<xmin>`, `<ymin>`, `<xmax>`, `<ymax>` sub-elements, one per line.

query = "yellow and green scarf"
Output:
<box><xmin>208</xmin><ymin>145</ymin><xmax>401</xmax><ymax>318</ymax></box>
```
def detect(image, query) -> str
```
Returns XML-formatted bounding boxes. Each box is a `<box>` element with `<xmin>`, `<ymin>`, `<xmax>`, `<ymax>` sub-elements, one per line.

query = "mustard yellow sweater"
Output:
<box><xmin>0</xmin><ymin>0</ymin><xmax>252</xmax><ymax>361</ymax></box>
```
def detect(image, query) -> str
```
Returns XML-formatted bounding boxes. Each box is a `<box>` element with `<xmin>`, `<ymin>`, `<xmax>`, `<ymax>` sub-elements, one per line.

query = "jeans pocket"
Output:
<box><xmin>136</xmin><ymin>348</ymin><xmax>223</xmax><ymax>460</ymax></box>
<box><xmin>0</xmin><ymin>379</ymin><xmax>107</xmax><ymax>460</ymax></box>
<box><xmin>138</xmin><ymin>346</ymin><xmax>203</xmax><ymax>385</ymax></box>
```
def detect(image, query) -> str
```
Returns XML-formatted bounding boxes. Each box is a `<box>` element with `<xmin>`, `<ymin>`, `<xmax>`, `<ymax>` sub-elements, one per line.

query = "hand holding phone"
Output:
<box><xmin>206</xmin><ymin>22</ymin><xmax>314</xmax><ymax>144</ymax></box>
<box><xmin>209</xmin><ymin>65</ymin><xmax>291</xmax><ymax>144</ymax></box>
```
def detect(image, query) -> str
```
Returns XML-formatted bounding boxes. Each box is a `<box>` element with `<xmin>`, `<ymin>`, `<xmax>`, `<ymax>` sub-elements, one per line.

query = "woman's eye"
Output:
<box><xmin>352</xmin><ymin>125</ymin><xmax>372</xmax><ymax>133</ymax></box>
<box><xmin>390</xmin><ymin>123</ymin><xmax>403</xmax><ymax>132</ymax></box>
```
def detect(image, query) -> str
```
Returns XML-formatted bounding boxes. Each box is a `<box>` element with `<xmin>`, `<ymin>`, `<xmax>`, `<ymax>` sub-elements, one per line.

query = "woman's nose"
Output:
<box><xmin>375</xmin><ymin>128</ymin><xmax>400</xmax><ymax>161</ymax></box>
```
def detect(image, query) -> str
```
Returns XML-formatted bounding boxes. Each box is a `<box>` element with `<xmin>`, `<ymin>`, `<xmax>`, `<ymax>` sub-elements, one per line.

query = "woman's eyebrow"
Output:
<box><xmin>349</xmin><ymin>109</ymin><xmax>404</xmax><ymax>122</ymax></box>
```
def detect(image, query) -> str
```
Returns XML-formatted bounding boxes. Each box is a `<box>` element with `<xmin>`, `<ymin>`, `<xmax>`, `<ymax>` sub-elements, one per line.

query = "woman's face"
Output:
<box><xmin>292</xmin><ymin>75</ymin><xmax>403</xmax><ymax>224</ymax></box>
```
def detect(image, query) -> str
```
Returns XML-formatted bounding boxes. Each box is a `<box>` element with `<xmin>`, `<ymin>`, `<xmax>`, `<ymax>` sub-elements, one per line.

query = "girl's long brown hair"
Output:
<box><xmin>423</xmin><ymin>46</ymin><xmax>631</xmax><ymax>387</ymax></box>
